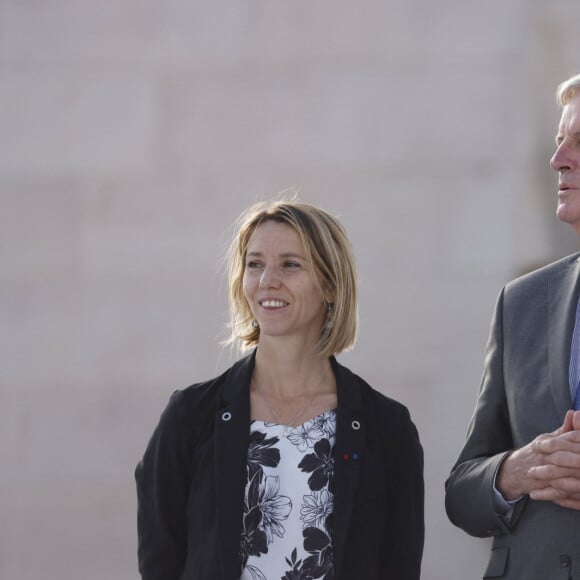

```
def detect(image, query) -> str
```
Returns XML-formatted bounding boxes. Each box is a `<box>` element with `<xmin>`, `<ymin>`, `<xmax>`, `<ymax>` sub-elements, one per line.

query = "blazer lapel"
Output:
<box><xmin>549</xmin><ymin>254</ymin><xmax>580</xmax><ymax>417</ymax></box>
<box><xmin>213</xmin><ymin>353</ymin><xmax>366</xmax><ymax>578</ymax></box>
<box><xmin>331</xmin><ymin>358</ymin><xmax>365</xmax><ymax>578</ymax></box>
<box><xmin>214</xmin><ymin>352</ymin><xmax>255</xmax><ymax>580</ymax></box>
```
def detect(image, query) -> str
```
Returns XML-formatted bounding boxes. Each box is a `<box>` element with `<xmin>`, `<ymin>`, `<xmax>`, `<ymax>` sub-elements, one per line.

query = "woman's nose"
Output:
<box><xmin>259</xmin><ymin>265</ymin><xmax>281</xmax><ymax>289</ymax></box>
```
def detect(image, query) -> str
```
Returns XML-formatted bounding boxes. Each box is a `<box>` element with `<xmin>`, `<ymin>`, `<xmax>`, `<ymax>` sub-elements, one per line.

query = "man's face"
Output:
<box><xmin>551</xmin><ymin>93</ymin><xmax>580</xmax><ymax>232</ymax></box>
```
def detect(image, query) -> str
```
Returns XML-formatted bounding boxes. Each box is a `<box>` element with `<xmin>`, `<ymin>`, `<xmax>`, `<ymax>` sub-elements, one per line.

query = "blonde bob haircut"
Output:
<box><xmin>557</xmin><ymin>73</ymin><xmax>580</xmax><ymax>107</ymax></box>
<box><xmin>226</xmin><ymin>200</ymin><xmax>358</xmax><ymax>358</ymax></box>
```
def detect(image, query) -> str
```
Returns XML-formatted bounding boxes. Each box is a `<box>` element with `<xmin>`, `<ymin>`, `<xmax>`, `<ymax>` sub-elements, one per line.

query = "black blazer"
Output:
<box><xmin>136</xmin><ymin>352</ymin><xmax>424</xmax><ymax>580</ymax></box>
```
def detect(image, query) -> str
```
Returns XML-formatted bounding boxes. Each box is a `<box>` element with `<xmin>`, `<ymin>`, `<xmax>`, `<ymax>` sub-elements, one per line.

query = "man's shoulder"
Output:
<box><xmin>505</xmin><ymin>252</ymin><xmax>580</xmax><ymax>293</ymax></box>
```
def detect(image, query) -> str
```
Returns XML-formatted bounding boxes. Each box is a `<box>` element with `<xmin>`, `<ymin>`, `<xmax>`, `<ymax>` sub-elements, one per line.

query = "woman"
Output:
<box><xmin>136</xmin><ymin>200</ymin><xmax>424</xmax><ymax>580</ymax></box>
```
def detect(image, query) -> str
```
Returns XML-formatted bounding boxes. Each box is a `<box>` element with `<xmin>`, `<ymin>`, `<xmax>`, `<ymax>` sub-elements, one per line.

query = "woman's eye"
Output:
<box><xmin>284</xmin><ymin>261</ymin><xmax>301</xmax><ymax>269</ymax></box>
<box><xmin>246</xmin><ymin>261</ymin><xmax>263</xmax><ymax>269</ymax></box>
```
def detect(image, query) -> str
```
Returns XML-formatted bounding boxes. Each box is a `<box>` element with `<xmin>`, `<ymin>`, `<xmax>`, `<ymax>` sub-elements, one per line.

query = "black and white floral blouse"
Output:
<box><xmin>239</xmin><ymin>409</ymin><xmax>336</xmax><ymax>580</ymax></box>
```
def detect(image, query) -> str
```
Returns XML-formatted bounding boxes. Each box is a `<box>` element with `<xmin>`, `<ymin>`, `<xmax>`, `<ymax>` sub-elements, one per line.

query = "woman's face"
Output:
<box><xmin>242</xmin><ymin>220</ymin><xmax>331</xmax><ymax>345</ymax></box>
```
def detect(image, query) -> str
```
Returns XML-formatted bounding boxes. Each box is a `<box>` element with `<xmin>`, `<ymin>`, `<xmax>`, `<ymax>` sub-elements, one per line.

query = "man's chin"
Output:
<box><xmin>556</xmin><ymin>211</ymin><xmax>580</xmax><ymax>234</ymax></box>
<box><xmin>556</xmin><ymin>206</ymin><xmax>580</xmax><ymax>233</ymax></box>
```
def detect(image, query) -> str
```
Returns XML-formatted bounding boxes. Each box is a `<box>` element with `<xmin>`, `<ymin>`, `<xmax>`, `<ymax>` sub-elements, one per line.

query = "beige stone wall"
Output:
<box><xmin>2</xmin><ymin>1</ymin><xmax>580</xmax><ymax>578</ymax></box>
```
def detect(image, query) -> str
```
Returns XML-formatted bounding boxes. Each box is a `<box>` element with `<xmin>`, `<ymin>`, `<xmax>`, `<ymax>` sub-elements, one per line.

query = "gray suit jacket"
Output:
<box><xmin>446</xmin><ymin>253</ymin><xmax>580</xmax><ymax>580</ymax></box>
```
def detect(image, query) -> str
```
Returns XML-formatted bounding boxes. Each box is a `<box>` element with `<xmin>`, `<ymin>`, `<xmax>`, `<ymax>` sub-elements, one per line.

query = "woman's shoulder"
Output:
<box><xmin>165</xmin><ymin>352</ymin><xmax>254</xmax><ymax>416</ymax></box>
<box><xmin>175</xmin><ymin>368</ymin><xmax>229</xmax><ymax>404</ymax></box>
<box><xmin>360</xmin><ymin>382</ymin><xmax>414</xmax><ymax>432</ymax></box>
<box><xmin>333</xmin><ymin>358</ymin><xmax>413</xmax><ymax>422</ymax></box>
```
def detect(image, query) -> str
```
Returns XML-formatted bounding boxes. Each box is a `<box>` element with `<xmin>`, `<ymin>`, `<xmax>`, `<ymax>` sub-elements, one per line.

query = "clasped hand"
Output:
<box><xmin>497</xmin><ymin>410</ymin><xmax>580</xmax><ymax>510</ymax></box>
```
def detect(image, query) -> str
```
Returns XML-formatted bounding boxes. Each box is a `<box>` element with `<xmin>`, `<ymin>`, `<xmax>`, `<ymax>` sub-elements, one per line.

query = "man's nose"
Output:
<box><xmin>550</xmin><ymin>143</ymin><xmax>572</xmax><ymax>172</ymax></box>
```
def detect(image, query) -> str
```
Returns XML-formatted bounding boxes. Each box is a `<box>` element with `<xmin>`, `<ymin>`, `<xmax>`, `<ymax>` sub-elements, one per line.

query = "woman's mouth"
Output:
<box><xmin>259</xmin><ymin>299</ymin><xmax>288</xmax><ymax>308</ymax></box>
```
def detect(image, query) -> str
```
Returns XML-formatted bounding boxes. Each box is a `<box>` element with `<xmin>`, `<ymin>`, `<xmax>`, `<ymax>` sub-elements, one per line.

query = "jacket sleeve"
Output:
<box><xmin>135</xmin><ymin>390</ymin><xmax>194</xmax><ymax>580</ymax></box>
<box><xmin>382</xmin><ymin>406</ymin><xmax>425</xmax><ymax>580</ymax></box>
<box><xmin>445</xmin><ymin>289</ymin><xmax>527</xmax><ymax>537</ymax></box>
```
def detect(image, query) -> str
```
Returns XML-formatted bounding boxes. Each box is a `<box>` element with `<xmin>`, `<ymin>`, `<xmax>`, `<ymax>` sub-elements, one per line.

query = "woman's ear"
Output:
<box><xmin>323</xmin><ymin>288</ymin><xmax>334</xmax><ymax>305</ymax></box>
<box><xmin>319</xmin><ymin>275</ymin><xmax>334</xmax><ymax>305</ymax></box>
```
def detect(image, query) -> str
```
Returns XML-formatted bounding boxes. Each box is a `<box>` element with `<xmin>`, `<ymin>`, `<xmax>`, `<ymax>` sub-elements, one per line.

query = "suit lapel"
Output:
<box><xmin>549</xmin><ymin>255</ymin><xmax>580</xmax><ymax>417</ymax></box>
<box><xmin>331</xmin><ymin>358</ymin><xmax>365</xmax><ymax>578</ymax></box>
<box><xmin>214</xmin><ymin>352</ymin><xmax>255</xmax><ymax>580</ymax></box>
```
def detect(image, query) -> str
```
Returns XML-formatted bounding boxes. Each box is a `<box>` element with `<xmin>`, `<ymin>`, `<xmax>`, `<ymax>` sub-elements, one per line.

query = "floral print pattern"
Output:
<box><xmin>298</xmin><ymin>439</ymin><xmax>335</xmax><ymax>493</ymax></box>
<box><xmin>247</xmin><ymin>430</ymin><xmax>281</xmax><ymax>479</ymax></box>
<box><xmin>300</xmin><ymin>489</ymin><xmax>333</xmax><ymax>529</ymax></box>
<box><xmin>287</xmin><ymin>422</ymin><xmax>325</xmax><ymax>452</ymax></box>
<box><xmin>240</xmin><ymin>410</ymin><xmax>336</xmax><ymax>580</ymax></box>
<box><xmin>301</xmin><ymin>514</ymin><xmax>335</xmax><ymax>579</ymax></box>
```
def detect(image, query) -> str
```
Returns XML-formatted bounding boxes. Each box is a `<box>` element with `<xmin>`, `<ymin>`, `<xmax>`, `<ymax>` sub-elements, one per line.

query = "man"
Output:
<box><xmin>446</xmin><ymin>73</ymin><xmax>580</xmax><ymax>579</ymax></box>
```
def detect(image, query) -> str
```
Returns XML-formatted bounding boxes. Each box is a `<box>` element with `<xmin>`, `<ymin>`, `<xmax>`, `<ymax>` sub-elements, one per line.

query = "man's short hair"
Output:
<box><xmin>557</xmin><ymin>73</ymin><xmax>580</xmax><ymax>107</ymax></box>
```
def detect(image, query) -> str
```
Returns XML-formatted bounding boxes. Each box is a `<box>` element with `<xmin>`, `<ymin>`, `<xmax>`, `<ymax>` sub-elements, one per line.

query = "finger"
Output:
<box><xmin>573</xmin><ymin>410</ymin><xmax>580</xmax><ymax>431</ymax></box>
<box><xmin>529</xmin><ymin>463</ymin><xmax>580</xmax><ymax>482</ymax></box>
<box><xmin>532</xmin><ymin>432</ymin><xmax>580</xmax><ymax>454</ymax></box>
<box><xmin>531</xmin><ymin>477</ymin><xmax>580</xmax><ymax>497</ymax></box>
<box><xmin>554</xmin><ymin>497</ymin><xmax>580</xmax><ymax>510</ymax></box>
<box><xmin>549</xmin><ymin>476</ymin><xmax>580</xmax><ymax>494</ymax></box>
<box><xmin>537</xmin><ymin>450</ymin><xmax>580</xmax><ymax>469</ymax></box>
<box><xmin>557</xmin><ymin>410</ymin><xmax>575</xmax><ymax>434</ymax></box>
<box><xmin>528</xmin><ymin>485</ymin><xmax>580</xmax><ymax>501</ymax></box>
<box><xmin>530</xmin><ymin>482</ymin><xmax>580</xmax><ymax>502</ymax></box>
<box><xmin>530</xmin><ymin>487</ymin><xmax>562</xmax><ymax>501</ymax></box>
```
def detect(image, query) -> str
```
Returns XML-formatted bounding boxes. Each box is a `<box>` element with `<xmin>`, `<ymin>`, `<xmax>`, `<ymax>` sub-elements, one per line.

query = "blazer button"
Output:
<box><xmin>560</xmin><ymin>555</ymin><xmax>571</xmax><ymax>568</ymax></box>
<box><xmin>351</xmin><ymin>420</ymin><xmax>361</xmax><ymax>430</ymax></box>
<box><xmin>221</xmin><ymin>411</ymin><xmax>232</xmax><ymax>422</ymax></box>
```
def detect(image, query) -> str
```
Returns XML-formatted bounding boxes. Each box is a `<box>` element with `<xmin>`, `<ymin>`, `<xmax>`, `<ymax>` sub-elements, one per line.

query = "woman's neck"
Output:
<box><xmin>252</xmin><ymin>342</ymin><xmax>334</xmax><ymax>398</ymax></box>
